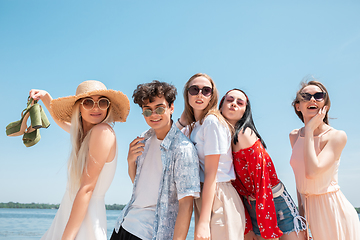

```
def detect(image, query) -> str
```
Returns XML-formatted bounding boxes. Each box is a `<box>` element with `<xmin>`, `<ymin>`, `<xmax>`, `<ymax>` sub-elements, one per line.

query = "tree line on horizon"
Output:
<box><xmin>0</xmin><ymin>202</ymin><xmax>125</xmax><ymax>210</ymax></box>
<box><xmin>1</xmin><ymin>202</ymin><xmax>359</xmax><ymax>214</ymax></box>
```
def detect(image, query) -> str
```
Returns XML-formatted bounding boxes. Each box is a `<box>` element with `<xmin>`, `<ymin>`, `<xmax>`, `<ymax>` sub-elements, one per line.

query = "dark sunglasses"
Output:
<box><xmin>300</xmin><ymin>92</ymin><xmax>326</xmax><ymax>102</ymax></box>
<box><xmin>187</xmin><ymin>85</ymin><xmax>213</xmax><ymax>97</ymax></box>
<box><xmin>142</xmin><ymin>106</ymin><xmax>166</xmax><ymax>117</ymax></box>
<box><xmin>81</xmin><ymin>97</ymin><xmax>110</xmax><ymax>110</ymax></box>
<box><xmin>225</xmin><ymin>95</ymin><xmax>246</xmax><ymax>107</ymax></box>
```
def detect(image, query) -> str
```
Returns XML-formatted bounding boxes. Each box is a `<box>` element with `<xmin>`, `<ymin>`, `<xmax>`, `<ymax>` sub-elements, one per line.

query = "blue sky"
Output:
<box><xmin>1</xmin><ymin>1</ymin><xmax>359</xmax><ymax>207</ymax></box>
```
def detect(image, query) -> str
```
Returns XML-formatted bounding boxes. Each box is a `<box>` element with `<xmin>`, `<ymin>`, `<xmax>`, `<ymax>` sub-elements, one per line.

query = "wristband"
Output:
<box><xmin>177</xmin><ymin>118</ymin><xmax>185</xmax><ymax>128</ymax></box>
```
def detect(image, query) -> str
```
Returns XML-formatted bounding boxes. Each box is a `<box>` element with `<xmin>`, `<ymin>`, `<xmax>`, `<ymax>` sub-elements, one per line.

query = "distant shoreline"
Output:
<box><xmin>0</xmin><ymin>202</ymin><xmax>125</xmax><ymax>210</ymax></box>
<box><xmin>1</xmin><ymin>202</ymin><xmax>359</xmax><ymax>214</ymax></box>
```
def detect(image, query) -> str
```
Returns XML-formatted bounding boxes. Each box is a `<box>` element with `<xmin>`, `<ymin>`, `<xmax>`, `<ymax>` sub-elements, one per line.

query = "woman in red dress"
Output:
<box><xmin>219</xmin><ymin>89</ymin><xmax>307</xmax><ymax>240</ymax></box>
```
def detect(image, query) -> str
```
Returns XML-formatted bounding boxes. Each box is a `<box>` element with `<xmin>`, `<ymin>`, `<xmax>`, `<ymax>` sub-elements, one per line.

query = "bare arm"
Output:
<box><xmin>173</xmin><ymin>196</ymin><xmax>194</xmax><ymax>240</ymax></box>
<box><xmin>29</xmin><ymin>89</ymin><xmax>71</xmax><ymax>133</ymax></box>
<box><xmin>127</xmin><ymin>137</ymin><xmax>145</xmax><ymax>183</ymax></box>
<box><xmin>195</xmin><ymin>154</ymin><xmax>219</xmax><ymax>240</ymax></box>
<box><xmin>289</xmin><ymin>129</ymin><xmax>300</xmax><ymax>148</ymax></box>
<box><xmin>303</xmin><ymin>107</ymin><xmax>347</xmax><ymax>178</ymax></box>
<box><xmin>175</xmin><ymin>111</ymin><xmax>188</xmax><ymax>130</ymax></box>
<box><xmin>61</xmin><ymin>124</ymin><xmax>116</xmax><ymax>240</ymax></box>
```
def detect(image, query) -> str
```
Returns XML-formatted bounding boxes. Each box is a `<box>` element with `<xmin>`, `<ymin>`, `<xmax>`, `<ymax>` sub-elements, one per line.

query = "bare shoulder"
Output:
<box><xmin>236</xmin><ymin>128</ymin><xmax>257</xmax><ymax>150</ymax></box>
<box><xmin>289</xmin><ymin>128</ymin><xmax>300</xmax><ymax>148</ymax></box>
<box><xmin>328</xmin><ymin>128</ymin><xmax>347</xmax><ymax>145</ymax></box>
<box><xmin>90</xmin><ymin>123</ymin><xmax>115</xmax><ymax>141</ymax></box>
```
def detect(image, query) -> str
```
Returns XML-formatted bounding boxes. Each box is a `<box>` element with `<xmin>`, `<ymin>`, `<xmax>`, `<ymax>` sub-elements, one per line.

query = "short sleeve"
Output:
<box><xmin>203</xmin><ymin>115</ymin><xmax>229</xmax><ymax>156</ymax></box>
<box><xmin>174</xmin><ymin>141</ymin><xmax>201</xmax><ymax>200</ymax></box>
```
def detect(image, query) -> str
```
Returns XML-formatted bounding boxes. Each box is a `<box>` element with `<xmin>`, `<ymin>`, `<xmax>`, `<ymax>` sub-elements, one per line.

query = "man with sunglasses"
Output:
<box><xmin>111</xmin><ymin>80</ymin><xmax>200</xmax><ymax>240</ymax></box>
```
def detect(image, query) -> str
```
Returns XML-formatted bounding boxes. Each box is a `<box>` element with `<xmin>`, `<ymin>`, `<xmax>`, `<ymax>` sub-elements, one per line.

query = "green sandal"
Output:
<box><xmin>22</xmin><ymin>126</ymin><xmax>41</xmax><ymax>147</ymax></box>
<box><xmin>40</xmin><ymin>105</ymin><xmax>50</xmax><ymax>129</ymax></box>
<box><xmin>6</xmin><ymin>97</ymin><xmax>39</xmax><ymax>136</ymax></box>
<box><xmin>30</xmin><ymin>100</ymin><xmax>42</xmax><ymax>129</ymax></box>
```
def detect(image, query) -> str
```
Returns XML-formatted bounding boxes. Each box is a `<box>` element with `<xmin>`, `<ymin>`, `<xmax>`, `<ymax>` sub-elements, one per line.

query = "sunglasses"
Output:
<box><xmin>81</xmin><ymin>97</ymin><xmax>110</xmax><ymax>110</ymax></box>
<box><xmin>225</xmin><ymin>95</ymin><xmax>246</xmax><ymax>107</ymax></box>
<box><xmin>187</xmin><ymin>85</ymin><xmax>213</xmax><ymax>97</ymax></box>
<box><xmin>142</xmin><ymin>106</ymin><xmax>166</xmax><ymax>117</ymax></box>
<box><xmin>300</xmin><ymin>92</ymin><xmax>326</xmax><ymax>102</ymax></box>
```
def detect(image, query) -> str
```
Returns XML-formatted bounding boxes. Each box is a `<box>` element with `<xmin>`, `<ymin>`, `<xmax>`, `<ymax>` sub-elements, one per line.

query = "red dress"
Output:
<box><xmin>232</xmin><ymin>139</ymin><xmax>283</xmax><ymax>239</ymax></box>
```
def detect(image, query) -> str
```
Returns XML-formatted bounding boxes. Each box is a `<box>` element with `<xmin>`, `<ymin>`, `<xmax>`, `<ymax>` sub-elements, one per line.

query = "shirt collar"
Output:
<box><xmin>141</xmin><ymin>121</ymin><xmax>178</xmax><ymax>150</ymax></box>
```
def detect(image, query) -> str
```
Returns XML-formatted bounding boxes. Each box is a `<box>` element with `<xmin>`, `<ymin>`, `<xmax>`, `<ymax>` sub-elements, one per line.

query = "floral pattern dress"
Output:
<box><xmin>232</xmin><ymin>139</ymin><xmax>283</xmax><ymax>239</ymax></box>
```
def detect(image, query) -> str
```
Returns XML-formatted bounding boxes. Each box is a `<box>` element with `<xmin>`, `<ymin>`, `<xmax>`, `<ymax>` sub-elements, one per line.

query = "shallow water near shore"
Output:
<box><xmin>1</xmin><ymin>208</ymin><xmax>358</xmax><ymax>239</ymax></box>
<box><xmin>0</xmin><ymin>208</ymin><xmax>195</xmax><ymax>240</ymax></box>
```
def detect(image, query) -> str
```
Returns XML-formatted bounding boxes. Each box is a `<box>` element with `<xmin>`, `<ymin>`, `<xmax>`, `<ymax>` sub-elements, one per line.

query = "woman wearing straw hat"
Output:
<box><xmin>29</xmin><ymin>80</ymin><xmax>130</xmax><ymax>240</ymax></box>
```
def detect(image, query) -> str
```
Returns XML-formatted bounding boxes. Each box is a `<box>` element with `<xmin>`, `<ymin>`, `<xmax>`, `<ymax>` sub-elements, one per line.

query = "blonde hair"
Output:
<box><xmin>67</xmin><ymin>100</ymin><xmax>114</xmax><ymax>193</ymax></box>
<box><xmin>183</xmin><ymin>73</ymin><xmax>232</xmax><ymax>136</ymax></box>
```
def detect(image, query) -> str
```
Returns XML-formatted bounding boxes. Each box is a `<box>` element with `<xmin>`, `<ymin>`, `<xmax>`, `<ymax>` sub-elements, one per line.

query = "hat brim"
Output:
<box><xmin>51</xmin><ymin>89</ymin><xmax>130</xmax><ymax>123</ymax></box>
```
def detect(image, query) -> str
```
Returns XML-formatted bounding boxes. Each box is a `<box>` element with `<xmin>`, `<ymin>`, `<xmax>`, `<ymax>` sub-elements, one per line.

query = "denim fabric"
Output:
<box><xmin>244</xmin><ymin>186</ymin><xmax>306</xmax><ymax>235</ymax></box>
<box><xmin>114</xmin><ymin>123</ymin><xmax>200</xmax><ymax>240</ymax></box>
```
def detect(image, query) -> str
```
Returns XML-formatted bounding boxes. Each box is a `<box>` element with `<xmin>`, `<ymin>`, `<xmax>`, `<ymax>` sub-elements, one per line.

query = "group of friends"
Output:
<box><xmin>28</xmin><ymin>73</ymin><xmax>360</xmax><ymax>240</ymax></box>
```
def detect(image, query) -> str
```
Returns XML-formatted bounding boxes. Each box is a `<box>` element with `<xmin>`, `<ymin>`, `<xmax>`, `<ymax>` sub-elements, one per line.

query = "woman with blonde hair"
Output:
<box><xmin>176</xmin><ymin>73</ymin><xmax>245</xmax><ymax>240</ymax></box>
<box><xmin>289</xmin><ymin>79</ymin><xmax>360</xmax><ymax>240</ymax></box>
<box><xmin>29</xmin><ymin>80</ymin><xmax>130</xmax><ymax>240</ymax></box>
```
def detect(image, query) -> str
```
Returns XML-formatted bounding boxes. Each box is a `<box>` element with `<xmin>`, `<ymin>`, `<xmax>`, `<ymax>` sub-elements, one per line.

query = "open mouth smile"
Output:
<box><xmin>307</xmin><ymin>104</ymin><xmax>318</xmax><ymax>110</ymax></box>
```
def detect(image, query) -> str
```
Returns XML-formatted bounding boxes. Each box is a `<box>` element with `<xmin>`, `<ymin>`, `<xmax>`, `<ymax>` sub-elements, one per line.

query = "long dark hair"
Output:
<box><xmin>219</xmin><ymin>88</ymin><xmax>267</xmax><ymax>148</ymax></box>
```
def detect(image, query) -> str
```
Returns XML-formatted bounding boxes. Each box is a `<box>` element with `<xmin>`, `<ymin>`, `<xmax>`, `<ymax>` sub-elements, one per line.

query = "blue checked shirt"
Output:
<box><xmin>115</xmin><ymin>122</ymin><xmax>200</xmax><ymax>240</ymax></box>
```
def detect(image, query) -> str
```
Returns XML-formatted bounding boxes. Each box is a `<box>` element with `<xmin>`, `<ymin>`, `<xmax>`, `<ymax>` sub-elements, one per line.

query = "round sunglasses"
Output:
<box><xmin>81</xmin><ymin>97</ymin><xmax>110</xmax><ymax>110</ymax></box>
<box><xmin>187</xmin><ymin>85</ymin><xmax>213</xmax><ymax>97</ymax></box>
<box><xmin>142</xmin><ymin>106</ymin><xmax>166</xmax><ymax>117</ymax></box>
<box><xmin>300</xmin><ymin>92</ymin><xmax>326</xmax><ymax>102</ymax></box>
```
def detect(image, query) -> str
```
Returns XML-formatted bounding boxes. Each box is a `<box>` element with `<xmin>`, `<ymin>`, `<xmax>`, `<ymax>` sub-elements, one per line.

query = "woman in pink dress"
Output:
<box><xmin>289</xmin><ymin>80</ymin><xmax>360</xmax><ymax>240</ymax></box>
<box><xmin>220</xmin><ymin>89</ymin><xmax>306</xmax><ymax>240</ymax></box>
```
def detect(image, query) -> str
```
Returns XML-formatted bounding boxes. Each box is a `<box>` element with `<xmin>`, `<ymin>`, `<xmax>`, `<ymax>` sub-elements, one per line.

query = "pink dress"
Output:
<box><xmin>290</xmin><ymin>128</ymin><xmax>360</xmax><ymax>240</ymax></box>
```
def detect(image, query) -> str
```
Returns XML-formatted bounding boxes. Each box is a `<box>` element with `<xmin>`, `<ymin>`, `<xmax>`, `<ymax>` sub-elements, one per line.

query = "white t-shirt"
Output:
<box><xmin>122</xmin><ymin>136</ymin><xmax>162</xmax><ymax>240</ymax></box>
<box><xmin>190</xmin><ymin>114</ymin><xmax>235</xmax><ymax>183</ymax></box>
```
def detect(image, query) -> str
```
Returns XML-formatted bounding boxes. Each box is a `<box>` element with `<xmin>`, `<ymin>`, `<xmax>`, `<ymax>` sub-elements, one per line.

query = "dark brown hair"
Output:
<box><xmin>133</xmin><ymin>80</ymin><xmax>177</xmax><ymax>107</ymax></box>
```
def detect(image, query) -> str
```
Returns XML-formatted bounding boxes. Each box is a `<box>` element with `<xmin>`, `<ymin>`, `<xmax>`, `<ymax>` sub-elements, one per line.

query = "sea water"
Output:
<box><xmin>0</xmin><ymin>208</ymin><xmax>195</xmax><ymax>240</ymax></box>
<box><xmin>1</xmin><ymin>208</ymin><xmax>359</xmax><ymax>240</ymax></box>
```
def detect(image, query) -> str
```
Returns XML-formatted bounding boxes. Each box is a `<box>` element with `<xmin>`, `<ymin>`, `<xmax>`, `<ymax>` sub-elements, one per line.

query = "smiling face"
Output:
<box><xmin>142</xmin><ymin>95</ymin><xmax>174</xmax><ymax>140</ymax></box>
<box><xmin>296</xmin><ymin>85</ymin><xmax>326</xmax><ymax>121</ymax></box>
<box><xmin>79</xmin><ymin>95</ymin><xmax>108</xmax><ymax>130</ymax></box>
<box><xmin>187</xmin><ymin>76</ymin><xmax>213</xmax><ymax>120</ymax></box>
<box><xmin>220</xmin><ymin>90</ymin><xmax>247</xmax><ymax>126</ymax></box>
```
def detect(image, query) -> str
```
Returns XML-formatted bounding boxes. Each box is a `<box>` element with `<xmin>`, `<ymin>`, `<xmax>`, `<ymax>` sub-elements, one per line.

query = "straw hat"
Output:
<box><xmin>51</xmin><ymin>80</ymin><xmax>130</xmax><ymax>123</ymax></box>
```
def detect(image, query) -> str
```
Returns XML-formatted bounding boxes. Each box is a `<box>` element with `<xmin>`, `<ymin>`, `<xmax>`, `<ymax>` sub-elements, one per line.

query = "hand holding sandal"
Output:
<box><xmin>6</xmin><ymin>97</ymin><xmax>50</xmax><ymax>147</ymax></box>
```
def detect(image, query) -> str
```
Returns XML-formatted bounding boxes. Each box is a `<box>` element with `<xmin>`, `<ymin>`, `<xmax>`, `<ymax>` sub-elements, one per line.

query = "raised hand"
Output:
<box><xmin>305</xmin><ymin>106</ymin><xmax>328</xmax><ymax>133</ymax></box>
<box><xmin>127</xmin><ymin>137</ymin><xmax>145</xmax><ymax>182</ymax></box>
<box><xmin>29</xmin><ymin>89</ymin><xmax>49</xmax><ymax>101</ymax></box>
<box><xmin>127</xmin><ymin>137</ymin><xmax>145</xmax><ymax>164</ymax></box>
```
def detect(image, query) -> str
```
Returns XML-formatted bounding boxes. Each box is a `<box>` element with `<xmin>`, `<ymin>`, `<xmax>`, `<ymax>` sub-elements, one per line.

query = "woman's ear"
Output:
<box><xmin>295</xmin><ymin>103</ymin><xmax>300</xmax><ymax>112</ymax></box>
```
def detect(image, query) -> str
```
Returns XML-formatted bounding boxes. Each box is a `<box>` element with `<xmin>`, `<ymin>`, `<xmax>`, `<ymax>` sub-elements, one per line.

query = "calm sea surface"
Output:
<box><xmin>0</xmin><ymin>208</ymin><xmax>195</xmax><ymax>240</ymax></box>
<box><xmin>1</xmin><ymin>208</ymin><xmax>359</xmax><ymax>239</ymax></box>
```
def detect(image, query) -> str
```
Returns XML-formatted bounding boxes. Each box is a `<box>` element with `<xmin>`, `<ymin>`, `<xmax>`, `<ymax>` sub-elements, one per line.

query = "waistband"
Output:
<box><xmin>246</xmin><ymin>181</ymin><xmax>284</xmax><ymax>201</ymax></box>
